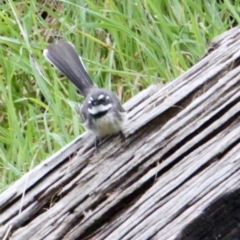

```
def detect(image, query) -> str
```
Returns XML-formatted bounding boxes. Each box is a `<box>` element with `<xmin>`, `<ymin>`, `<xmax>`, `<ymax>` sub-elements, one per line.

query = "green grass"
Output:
<box><xmin>0</xmin><ymin>0</ymin><xmax>238</xmax><ymax>192</ymax></box>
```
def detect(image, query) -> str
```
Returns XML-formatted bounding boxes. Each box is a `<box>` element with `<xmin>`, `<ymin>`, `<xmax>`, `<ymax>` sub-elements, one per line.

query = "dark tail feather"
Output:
<box><xmin>43</xmin><ymin>39</ymin><xmax>96</xmax><ymax>96</ymax></box>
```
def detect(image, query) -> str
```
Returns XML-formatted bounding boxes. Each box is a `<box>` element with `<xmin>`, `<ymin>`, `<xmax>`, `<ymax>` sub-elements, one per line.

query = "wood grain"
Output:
<box><xmin>0</xmin><ymin>26</ymin><xmax>240</xmax><ymax>240</ymax></box>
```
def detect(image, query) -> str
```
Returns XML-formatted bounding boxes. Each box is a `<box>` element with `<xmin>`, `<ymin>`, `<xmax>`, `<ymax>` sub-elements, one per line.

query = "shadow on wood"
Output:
<box><xmin>176</xmin><ymin>188</ymin><xmax>240</xmax><ymax>240</ymax></box>
<box><xmin>0</xmin><ymin>26</ymin><xmax>240</xmax><ymax>240</ymax></box>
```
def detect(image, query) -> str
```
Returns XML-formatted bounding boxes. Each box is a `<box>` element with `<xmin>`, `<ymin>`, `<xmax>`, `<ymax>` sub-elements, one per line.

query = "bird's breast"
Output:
<box><xmin>90</xmin><ymin>111</ymin><xmax>126</xmax><ymax>137</ymax></box>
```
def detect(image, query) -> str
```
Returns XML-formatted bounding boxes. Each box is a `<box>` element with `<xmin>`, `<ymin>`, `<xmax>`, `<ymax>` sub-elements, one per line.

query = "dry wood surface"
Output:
<box><xmin>0</xmin><ymin>26</ymin><xmax>240</xmax><ymax>240</ymax></box>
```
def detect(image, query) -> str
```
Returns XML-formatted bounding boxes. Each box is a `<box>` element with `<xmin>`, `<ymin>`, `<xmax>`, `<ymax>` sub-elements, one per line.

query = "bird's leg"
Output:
<box><xmin>95</xmin><ymin>137</ymin><xmax>100</xmax><ymax>151</ymax></box>
<box><xmin>119</xmin><ymin>131</ymin><xmax>125</xmax><ymax>142</ymax></box>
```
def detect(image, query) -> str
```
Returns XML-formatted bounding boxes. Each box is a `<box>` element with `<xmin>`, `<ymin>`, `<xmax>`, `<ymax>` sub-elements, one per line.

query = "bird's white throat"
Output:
<box><xmin>88</xmin><ymin>103</ymin><xmax>112</xmax><ymax>115</ymax></box>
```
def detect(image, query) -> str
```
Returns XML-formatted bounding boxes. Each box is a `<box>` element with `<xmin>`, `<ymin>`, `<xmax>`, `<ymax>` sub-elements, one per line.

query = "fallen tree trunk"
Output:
<box><xmin>0</xmin><ymin>27</ymin><xmax>240</xmax><ymax>240</ymax></box>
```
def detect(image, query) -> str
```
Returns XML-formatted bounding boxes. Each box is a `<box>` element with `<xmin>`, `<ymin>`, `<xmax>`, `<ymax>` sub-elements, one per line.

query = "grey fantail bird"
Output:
<box><xmin>43</xmin><ymin>40</ymin><xmax>126</xmax><ymax>150</ymax></box>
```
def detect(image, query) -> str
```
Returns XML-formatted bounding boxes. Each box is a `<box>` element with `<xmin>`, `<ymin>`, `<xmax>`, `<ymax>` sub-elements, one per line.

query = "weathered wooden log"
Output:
<box><xmin>0</xmin><ymin>26</ymin><xmax>240</xmax><ymax>240</ymax></box>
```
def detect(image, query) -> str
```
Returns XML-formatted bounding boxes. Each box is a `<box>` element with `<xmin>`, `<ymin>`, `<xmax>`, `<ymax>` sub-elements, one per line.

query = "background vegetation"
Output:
<box><xmin>0</xmin><ymin>0</ymin><xmax>239</xmax><ymax>192</ymax></box>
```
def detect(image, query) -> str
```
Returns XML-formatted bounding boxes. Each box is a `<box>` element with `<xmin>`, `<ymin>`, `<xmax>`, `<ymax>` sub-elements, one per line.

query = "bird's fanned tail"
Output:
<box><xmin>43</xmin><ymin>40</ymin><xmax>96</xmax><ymax>96</ymax></box>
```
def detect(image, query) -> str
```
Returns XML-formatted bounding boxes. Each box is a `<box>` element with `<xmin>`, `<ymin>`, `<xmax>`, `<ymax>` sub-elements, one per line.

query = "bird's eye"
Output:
<box><xmin>99</xmin><ymin>99</ymin><xmax>105</xmax><ymax>104</ymax></box>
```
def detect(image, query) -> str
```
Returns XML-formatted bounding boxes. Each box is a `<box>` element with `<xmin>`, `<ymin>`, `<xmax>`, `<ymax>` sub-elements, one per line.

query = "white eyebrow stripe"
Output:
<box><xmin>88</xmin><ymin>104</ymin><xmax>112</xmax><ymax>115</ymax></box>
<box><xmin>98</xmin><ymin>94</ymin><xmax>105</xmax><ymax>100</ymax></box>
<box><xmin>106</xmin><ymin>96</ymin><xmax>110</xmax><ymax>100</ymax></box>
<box><xmin>90</xmin><ymin>97</ymin><xmax>94</xmax><ymax>101</ymax></box>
